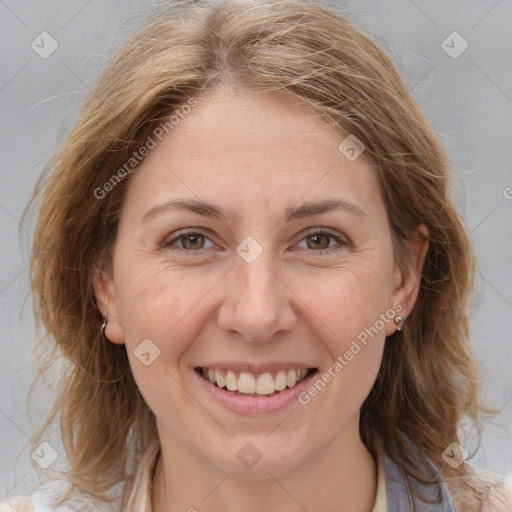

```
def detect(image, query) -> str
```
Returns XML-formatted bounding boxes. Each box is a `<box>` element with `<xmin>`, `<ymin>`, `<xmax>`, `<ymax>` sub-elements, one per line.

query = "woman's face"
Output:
<box><xmin>96</xmin><ymin>87</ymin><xmax>426</xmax><ymax>478</ymax></box>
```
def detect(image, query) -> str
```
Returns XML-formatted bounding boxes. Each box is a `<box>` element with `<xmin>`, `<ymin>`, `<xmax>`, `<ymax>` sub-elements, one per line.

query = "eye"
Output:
<box><xmin>163</xmin><ymin>230</ymin><xmax>215</xmax><ymax>252</ymax></box>
<box><xmin>295</xmin><ymin>229</ymin><xmax>348</xmax><ymax>254</ymax></box>
<box><xmin>162</xmin><ymin>228</ymin><xmax>348</xmax><ymax>255</ymax></box>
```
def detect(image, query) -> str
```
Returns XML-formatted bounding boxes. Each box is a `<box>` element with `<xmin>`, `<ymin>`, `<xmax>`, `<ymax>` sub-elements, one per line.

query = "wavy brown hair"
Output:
<box><xmin>25</xmin><ymin>0</ymin><xmax>494</xmax><ymax>509</ymax></box>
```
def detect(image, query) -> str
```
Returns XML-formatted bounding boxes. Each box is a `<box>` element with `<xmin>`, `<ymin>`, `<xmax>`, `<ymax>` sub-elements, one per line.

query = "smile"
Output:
<box><xmin>196</xmin><ymin>367</ymin><xmax>316</xmax><ymax>397</ymax></box>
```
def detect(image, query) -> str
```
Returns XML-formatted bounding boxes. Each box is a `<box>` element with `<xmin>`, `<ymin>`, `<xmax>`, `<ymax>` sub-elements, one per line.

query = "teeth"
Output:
<box><xmin>215</xmin><ymin>369</ymin><xmax>225</xmax><ymax>388</ymax></box>
<box><xmin>238</xmin><ymin>372</ymin><xmax>256</xmax><ymax>393</ymax></box>
<box><xmin>225</xmin><ymin>370</ymin><xmax>238</xmax><ymax>391</ymax></box>
<box><xmin>256</xmin><ymin>373</ymin><xmax>275</xmax><ymax>395</ymax></box>
<box><xmin>200</xmin><ymin>367</ymin><xmax>311</xmax><ymax>396</ymax></box>
<box><xmin>274</xmin><ymin>370</ymin><xmax>287</xmax><ymax>390</ymax></box>
<box><xmin>286</xmin><ymin>369</ymin><xmax>297</xmax><ymax>388</ymax></box>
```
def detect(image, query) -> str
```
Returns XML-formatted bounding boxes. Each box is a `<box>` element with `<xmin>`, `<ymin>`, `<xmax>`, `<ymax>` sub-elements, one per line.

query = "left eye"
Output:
<box><xmin>296</xmin><ymin>230</ymin><xmax>347</xmax><ymax>252</ymax></box>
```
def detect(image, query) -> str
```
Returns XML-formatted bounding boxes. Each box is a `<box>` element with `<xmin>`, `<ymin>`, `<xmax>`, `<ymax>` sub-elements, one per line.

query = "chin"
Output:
<box><xmin>206</xmin><ymin>437</ymin><xmax>309</xmax><ymax>479</ymax></box>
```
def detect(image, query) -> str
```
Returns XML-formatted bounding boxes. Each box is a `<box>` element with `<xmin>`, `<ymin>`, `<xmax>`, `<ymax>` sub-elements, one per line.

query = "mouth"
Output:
<box><xmin>195</xmin><ymin>367</ymin><xmax>318</xmax><ymax>398</ymax></box>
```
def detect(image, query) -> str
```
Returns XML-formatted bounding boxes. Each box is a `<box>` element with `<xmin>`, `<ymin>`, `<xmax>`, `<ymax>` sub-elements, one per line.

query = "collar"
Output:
<box><xmin>382</xmin><ymin>446</ymin><xmax>456</xmax><ymax>511</ymax></box>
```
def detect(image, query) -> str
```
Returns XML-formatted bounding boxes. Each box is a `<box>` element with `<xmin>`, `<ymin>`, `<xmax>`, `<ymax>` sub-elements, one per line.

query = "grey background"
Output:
<box><xmin>1</xmin><ymin>0</ymin><xmax>511</xmax><ymax>499</ymax></box>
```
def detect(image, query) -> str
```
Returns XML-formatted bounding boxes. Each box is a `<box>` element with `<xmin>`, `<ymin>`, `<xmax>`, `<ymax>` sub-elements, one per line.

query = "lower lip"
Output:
<box><xmin>193</xmin><ymin>370</ymin><xmax>318</xmax><ymax>414</ymax></box>
<box><xmin>194</xmin><ymin>369</ymin><xmax>318</xmax><ymax>415</ymax></box>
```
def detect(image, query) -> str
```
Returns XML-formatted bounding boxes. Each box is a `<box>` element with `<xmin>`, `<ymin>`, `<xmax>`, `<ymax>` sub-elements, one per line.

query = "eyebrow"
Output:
<box><xmin>142</xmin><ymin>198</ymin><xmax>366</xmax><ymax>224</ymax></box>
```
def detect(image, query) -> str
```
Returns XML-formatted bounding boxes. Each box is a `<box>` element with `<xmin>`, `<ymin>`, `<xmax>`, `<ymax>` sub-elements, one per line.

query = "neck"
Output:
<box><xmin>151</xmin><ymin>417</ymin><xmax>377</xmax><ymax>512</ymax></box>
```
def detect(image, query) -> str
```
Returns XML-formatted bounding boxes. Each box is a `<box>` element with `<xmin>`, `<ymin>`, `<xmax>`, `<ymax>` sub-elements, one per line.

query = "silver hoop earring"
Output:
<box><xmin>101</xmin><ymin>315</ymin><xmax>108</xmax><ymax>335</ymax></box>
<box><xmin>394</xmin><ymin>315</ymin><xmax>404</xmax><ymax>331</ymax></box>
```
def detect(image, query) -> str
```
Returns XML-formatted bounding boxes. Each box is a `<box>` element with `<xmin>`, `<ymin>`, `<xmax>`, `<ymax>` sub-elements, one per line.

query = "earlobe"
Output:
<box><xmin>387</xmin><ymin>225</ymin><xmax>429</xmax><ymax>335</ymax></box>
<box><xmin>92</xmin><ymin>269</ymin><xmax>126</xmax><ymax>345</ymax></box>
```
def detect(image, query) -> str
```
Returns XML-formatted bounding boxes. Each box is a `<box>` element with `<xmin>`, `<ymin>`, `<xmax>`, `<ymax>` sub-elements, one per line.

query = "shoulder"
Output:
<box><xmin>0</xmin><ymin>478</ymin><xmax>124</xmax><ymax>512</ymax></box>
<box><xmin>1</xmin><ymin>440</ymin><xmax>159</xmax><ymax>512</ymax></box>
<box><xmin>449</xmin><ymin>466</ymin><xmax>512</xmax><ymax>512</ymax></box>
<box><xmin>478</xmin><ymin>471</ymin><xmax>512</xmax><ymax>512</ymax></box>
<box><xmin>0</xmin><ymin>496</ymin><xmax>36</xmax><ymax>512</ymax></box>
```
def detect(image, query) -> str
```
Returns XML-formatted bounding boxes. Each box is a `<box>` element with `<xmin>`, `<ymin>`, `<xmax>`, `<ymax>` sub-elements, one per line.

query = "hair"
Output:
<box><xmin>23</xmin><ymin>0</ymin><xmax>496</xmax><ymax>510</ymax></box>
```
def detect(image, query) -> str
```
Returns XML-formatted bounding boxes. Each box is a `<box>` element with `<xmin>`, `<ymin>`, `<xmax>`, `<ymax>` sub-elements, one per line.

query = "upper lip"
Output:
<box><xmin>195</xmin><ymin>361</ymin><xmax>317</xmax><ymax>374</ymax></box>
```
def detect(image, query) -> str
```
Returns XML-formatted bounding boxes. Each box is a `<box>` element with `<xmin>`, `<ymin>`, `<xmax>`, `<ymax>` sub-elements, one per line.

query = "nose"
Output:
<box><xmin>216</xmin><ymin>250</ymin><xmax>297</xmax><ymax>342</ymax></box>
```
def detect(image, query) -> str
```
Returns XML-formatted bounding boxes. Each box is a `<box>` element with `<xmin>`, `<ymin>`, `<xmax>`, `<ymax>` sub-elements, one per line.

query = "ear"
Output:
<box><xmin>385</xmin><ymin>224</ymin><xmax>429</xmax><ymax>336</ymax></box>
<box><xmin>93</xmin><ymin>269</ymin><xmax>126</xmax><ymax>345</ymax></box>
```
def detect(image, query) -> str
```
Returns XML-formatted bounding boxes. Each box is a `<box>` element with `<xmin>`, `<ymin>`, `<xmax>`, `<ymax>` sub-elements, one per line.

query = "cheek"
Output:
<box><xmin>296</xmin><ymin>274</ymin><xmax>388</xmax><ymax>428</ymax></box>
<box><xmin>111</xmin><ymin>259</ymin><xmax>205</xmax><ymax>381</ymax></box>
<box><xmin>292</xmin><ymin>258</ymin><xmax>394</xmax><ymax>348</ymax></box>
<box><xmin>115</xmin><ymin>267</ymin><xmax>218</xmax><ymax>423</ymax></box>
<box><xmin>290</xmin><ymin>260</ymin><xmax>392</xmax><ymax>413</ymax></box>
<box><xmin>118</xmin><ymin>265</ymin><xmax>215</xmax><ymax>350</ymax></box>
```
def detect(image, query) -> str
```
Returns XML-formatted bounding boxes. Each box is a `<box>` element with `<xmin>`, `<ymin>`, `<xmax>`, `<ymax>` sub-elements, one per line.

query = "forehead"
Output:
<box><xmin>123</xmin><ymin>87</ymin><xmax>382</xmax><ymax>220</ymax></box>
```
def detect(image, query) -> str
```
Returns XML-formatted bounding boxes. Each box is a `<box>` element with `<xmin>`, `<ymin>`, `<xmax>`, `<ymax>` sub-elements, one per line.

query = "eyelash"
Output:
<box><xmin>162</xmin><ymin>228</ymin><xmax>348</xmax><ymax>256</ymax></box>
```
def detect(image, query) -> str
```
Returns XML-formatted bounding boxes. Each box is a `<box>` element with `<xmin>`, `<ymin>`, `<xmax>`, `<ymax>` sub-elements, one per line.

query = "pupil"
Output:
<box><xmin>183</xmin><ymin>234</ymin><xmax>203</xmax><ymax>249</ymax></box>
<box><xmin>308</xmin><ymin>234</ymin><xmax>329</xmax><ymax>249</ymax></box>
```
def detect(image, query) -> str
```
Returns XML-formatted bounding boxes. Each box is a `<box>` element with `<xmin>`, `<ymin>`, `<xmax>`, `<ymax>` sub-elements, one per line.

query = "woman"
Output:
<box><xmin>1</xmin><ymin>0</ymin><xmax>510</xmax><ymax>510</ymax></box>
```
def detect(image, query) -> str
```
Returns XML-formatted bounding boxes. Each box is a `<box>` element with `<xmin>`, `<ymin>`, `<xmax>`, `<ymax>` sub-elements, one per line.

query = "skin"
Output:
<box><xmin>94</xmin><ymin>85</ymin><xmax>429</xmax><ymax>512</ymax></box>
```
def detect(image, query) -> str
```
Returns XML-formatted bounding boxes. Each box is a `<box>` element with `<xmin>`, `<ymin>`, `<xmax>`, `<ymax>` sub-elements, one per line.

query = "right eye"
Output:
<box><xmin>163</xmin><ymin>230</ymin><xmax>216</xmax><ymax>253</ymax></box>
